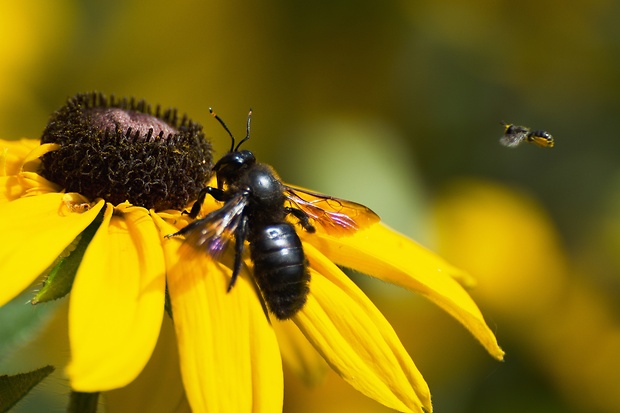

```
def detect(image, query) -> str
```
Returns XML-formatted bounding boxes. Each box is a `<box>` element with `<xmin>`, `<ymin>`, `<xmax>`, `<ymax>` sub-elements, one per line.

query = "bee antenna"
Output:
<box><xmin>209</xmin><ymin>108</ymin><xmax>237</xmax><ymax>152</ymax></box>
<box><xmin>234</xmin><ymin>109</ymin><xmax>252</xmax><ymax>151</ymax></box>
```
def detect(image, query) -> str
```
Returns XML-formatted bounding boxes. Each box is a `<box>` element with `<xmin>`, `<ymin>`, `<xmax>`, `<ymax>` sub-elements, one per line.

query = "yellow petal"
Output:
<box><xmin>272</xmin><ymin>319</ymin><xmax>328</xmax><ymax>386</ymax></box>
<box><xmin>0</xmin><ymin>173</ymin><xmax>60</xmax><ymax>202</ymax></box>
<box><xmin>303</xmin><ymin>223</ymin><xmax>504</xmax><ymax>360</ymax></box>
<box><xmin>0</xmin><ymin>193</ymin><xmax>105</xmax><ymax>306</ymax></box>
<box><xmin>0</xmin><ymin>175</ymin><xmax>27</xmax><ymax>204</ymax></box>
<box><xmin>0</xmin><ymin>138</ymin><xmax>40</xmax><ymax>176</ymax></box>
<box><xmin>294</xmin><ymin>244</ymin><xmax>431</xmax><ymax>413</ymax></box>
<box><xmin>20</xmin><ymin>171</ymin><xmax>61</xmax><ymax>196</ymax></box>
<box><xmin>0</xmin><ymin>141</ymin><xmax>61</xmax><ymax>201</ymax></box>
<box><xmin>104</xmin><ymin>315</ymin><xmax>191</xmax><ymax>413</ymax></box>
<box><xmin>67</xmin><ymin>204</ymin><xmax>166</xmax><ymax>391</ymax></box>
<box><xmin>152</xmin><ymin>214</ymin><xmax>283</xmax><ymax>413</ymax></box>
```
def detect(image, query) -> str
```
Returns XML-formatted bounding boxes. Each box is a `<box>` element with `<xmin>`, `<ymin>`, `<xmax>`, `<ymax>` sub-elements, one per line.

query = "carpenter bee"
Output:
<box><xmin>167</xmin><ymin>109</ymin><xmax>380</xmax><ymax>319</ymax></box>
<box><xmin>500</xmin><ymin>121</ymin><xmax>554</xmax><ymax>148</ymax></box>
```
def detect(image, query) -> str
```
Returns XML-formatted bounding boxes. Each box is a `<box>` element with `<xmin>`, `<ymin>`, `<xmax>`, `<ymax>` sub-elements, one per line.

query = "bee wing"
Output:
<box><xmin>499</xmin><ymin>133</ymin><xmax>525</xmax><ymax>148</ymax></box>
<box><xmin>499</xmin><ymin>122</ymin><xmax>529</xmax><ymax>148</ymax></box>
<box><xmin>170</xmin><ymin>192</ymin><xmax>249</xmax><ymax>257</ymax></box>
<box><xmin>283</xmin><ymin>184</ymin><xmax>380</xmax><ymax>236</ymax></box>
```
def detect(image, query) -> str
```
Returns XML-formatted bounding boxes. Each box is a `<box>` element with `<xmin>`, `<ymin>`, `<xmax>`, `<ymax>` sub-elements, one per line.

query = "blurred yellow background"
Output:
<box><xmin>2</xmin><ymin>0</ymin><xmax>620</xmax><ymax>412</ymax></box>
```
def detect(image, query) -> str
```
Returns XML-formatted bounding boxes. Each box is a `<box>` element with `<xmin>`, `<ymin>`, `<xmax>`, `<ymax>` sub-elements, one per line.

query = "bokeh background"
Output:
<box><xmin>2</xmin><ymin>1</ymin><xmax>620</xmax><ymax>412</ymax></box>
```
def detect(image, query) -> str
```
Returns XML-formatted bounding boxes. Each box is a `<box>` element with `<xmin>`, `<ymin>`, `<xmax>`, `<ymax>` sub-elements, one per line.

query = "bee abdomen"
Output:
<box><xmin>250</xmin><ymin>223</ymin><xmax>310</xmax><ymax>319</ymax></box>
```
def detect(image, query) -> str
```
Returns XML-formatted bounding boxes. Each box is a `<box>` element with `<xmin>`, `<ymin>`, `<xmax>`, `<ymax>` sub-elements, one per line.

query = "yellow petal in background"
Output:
<box><xmin>19</xmin><ymin>143</ymin><xmax>60</xmax><ymax>172</ymax></box>
<box><xmin>294</xmin><ymin>248</ymin><xmax>431</xmax><ymax>413</ymax></box>
<box><xmin>19</xmin><ymin>171</ymin><xmax>61</xmax><ymax>197</ymax></box>
<box><xmin>67</xmin><ymin>204</ymin><xmax>166</xmax><ymax>391</ymax></box>
<box><xmin>0</xmin><ymin>193</ymin><xmax>104</xmax><ymax>306</ymax></box>
<box><xmin>0</xmin><ymin>175</ymin><xmax>24</xmax><ymax>202</ymax></box>
<box><xmin>272</xmin><ymin>318</ymin><xmax>329</xmax><ymax>386</ymax></box>
<box><xmin>0</xmin><ymin>141</ymin><xmax>61</xmax><ymax>201</ymax></box>
<box><xmin>303</xmin><ymin>223</ymin><xmax>504</xmax><ymax>361</ymax></box>
<box><xmin>0</xmin><ymin>139</ymin><xmax>40</xmax><ymax>176</ymax></box>
<box><xmin>105</xmin><ymin>315</ymin><xmax>191</xmax><ymax>413</ymax></box>
<box><xmin>432</xmin><ymin>180</ymin><xmax>567</xmax><ymax>322</ymax></box>
<box><xmin>153</xmin><ymin>214</ymin><xmax>283</xmax><ymax>413</ymax></box>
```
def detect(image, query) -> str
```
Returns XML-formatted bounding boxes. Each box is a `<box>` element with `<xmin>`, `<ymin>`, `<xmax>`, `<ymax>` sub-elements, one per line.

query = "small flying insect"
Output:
<box><xmin>167</xmin><ymin>109</ymin><xmax>380</xmax><ymax>319</ymax></box>
<box><xmin>500</xmin><ymin>121</ymin><xmax>555</xmax><ymax>148</ymax></box>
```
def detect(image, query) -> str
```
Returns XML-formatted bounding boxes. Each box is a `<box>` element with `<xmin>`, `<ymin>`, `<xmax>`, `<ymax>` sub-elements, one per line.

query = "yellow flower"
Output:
<box><xmin>432</xmin><ymin>179</ymin><xmax>620</xmax><ymax>413</ymax></box>
<box><xmin>0</xmin><ymin>98</ymin><xmax>503</xmax><ymax>413</ymax></box>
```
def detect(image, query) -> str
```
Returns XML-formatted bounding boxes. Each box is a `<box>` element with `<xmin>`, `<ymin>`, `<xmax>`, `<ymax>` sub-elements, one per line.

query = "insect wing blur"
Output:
<box><xmin>170</xmin><ymin>192</ymin><xmax>248</xmax><ymax>258</ymax></box>
<box><xmin>499</xmin><ymin>122</ymin><xmax>530</xmax><ymax>148</ymax></box>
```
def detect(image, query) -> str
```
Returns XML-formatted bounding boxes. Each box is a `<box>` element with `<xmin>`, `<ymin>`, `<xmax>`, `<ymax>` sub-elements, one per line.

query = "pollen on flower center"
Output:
<box><xmin>38</xmin><ymin>92</ymin><xmax>213</xmax><ymax>211</ymax></box>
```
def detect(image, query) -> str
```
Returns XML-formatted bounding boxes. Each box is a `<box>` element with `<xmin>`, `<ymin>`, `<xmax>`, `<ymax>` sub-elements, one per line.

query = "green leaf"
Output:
<box><xmin>0</xmin><ymin>365</ymin><xmax>55</xmax><ymax>413</ymax></box>
<box><xmin>32</xmin><ymin>208</ymin><xmax>105</xmax><ymax>304</ymax></box>
<box><xmin>0</xmin><ymin>292</ymin><xmax>61</xmax><ymax>364</ymax></box>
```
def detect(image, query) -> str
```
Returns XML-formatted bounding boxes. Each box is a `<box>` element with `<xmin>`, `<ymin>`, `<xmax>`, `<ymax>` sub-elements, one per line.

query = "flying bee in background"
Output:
<box><xmin>499</xmin><ymin>121</ymin><xmax>555</xmax><ymax>148</ymax></box>
<box><xmin>166</xmin><ymin>109</ymin><xmax>380</xmax><ymax>319</ymax></box>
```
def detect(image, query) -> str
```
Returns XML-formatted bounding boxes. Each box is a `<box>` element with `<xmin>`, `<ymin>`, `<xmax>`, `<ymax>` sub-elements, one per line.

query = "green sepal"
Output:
<box><xmin>32</xmin><ymin>207</ymin><xmax>105</xmax><ymax>304</ymax></box>
<box><xmin>0</xmin><ymin>365</ymin><xmax>55</xmax><ymax>413</ymax></box>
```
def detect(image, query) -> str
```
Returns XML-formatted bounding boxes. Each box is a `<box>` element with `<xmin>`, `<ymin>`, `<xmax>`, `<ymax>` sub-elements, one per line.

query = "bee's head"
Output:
<box><xmin>501</xmin><ymin>121</ymin><xmax>529</xmax><ymax>136</ymax></box>
<box><xmin>213</xmin><ymin>149</ymin><xmax>255</xmax><ymax>187</ymax></box>
<box><xmin>208</xmin><ymin>108</ymin><xmax>255</xmax><ymax>188</ymax></box>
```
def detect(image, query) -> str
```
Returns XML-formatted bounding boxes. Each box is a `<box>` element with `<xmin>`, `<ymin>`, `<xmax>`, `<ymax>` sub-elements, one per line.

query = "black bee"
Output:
<box><xmin>500</xmin><ymin>121</ymin><xmax>555</xmax><ymax>148</ymax></box>
<box><xmin>167</xmin><ymin>109</ymin><xmax>379</xmax><ymax>320</ymax></box>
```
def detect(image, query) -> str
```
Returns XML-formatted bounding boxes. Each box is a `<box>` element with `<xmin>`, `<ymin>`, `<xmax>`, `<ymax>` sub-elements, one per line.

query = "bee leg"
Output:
<box><xmin>285</xmin><ymin>207</ymin><xmax>316</xmax><ymax>233</ymax></box>
<box><xmin>228</xmin><ymin>215</ymin><xmax>249</xmax><ymax>292</ymax></box>
<box><xmin>184</xmin><ymin>187</ymin><xmax>227</xmax><ymax>219</ymax></box>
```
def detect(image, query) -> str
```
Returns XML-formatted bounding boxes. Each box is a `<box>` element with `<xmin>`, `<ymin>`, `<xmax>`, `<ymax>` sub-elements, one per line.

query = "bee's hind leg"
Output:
<box><xmin>285</xmin><ymin>207</ymin><xmax>315</xmax><ymax>233</ymax></box>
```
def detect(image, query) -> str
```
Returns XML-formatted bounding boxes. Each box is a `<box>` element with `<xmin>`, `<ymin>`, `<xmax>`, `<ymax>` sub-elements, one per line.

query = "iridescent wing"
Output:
<box><xmin>168</xmin><ymin>192</ymin><xmax>248</xmax><ymax>257</ymax></box>
<box><xmin>283</xmin><ymin>184</ymin><xmax>380</xmax><ymax>236</ymax></box>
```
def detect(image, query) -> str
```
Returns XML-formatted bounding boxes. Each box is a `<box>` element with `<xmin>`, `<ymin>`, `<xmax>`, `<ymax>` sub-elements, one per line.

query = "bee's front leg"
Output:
<box><xmin>228</xmin><ymin>215</ymin><xmax>249</xmax><ymax>292</ymax></box>
<box><xmin>184</xmin><ymin>186</ymin><xmax>227</xmax><ymax>219</ymax></box>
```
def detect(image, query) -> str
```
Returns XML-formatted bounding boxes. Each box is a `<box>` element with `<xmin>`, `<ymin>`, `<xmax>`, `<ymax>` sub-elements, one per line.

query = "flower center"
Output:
<box><xmin>88</xmin><ymin>107</ymin><xmax>180</xmax><ymax>139</ymax></box>
<box><xmin>39</xmin><ymin>92</ymin><xmax>213</xmax><ymax>211</ymax></box>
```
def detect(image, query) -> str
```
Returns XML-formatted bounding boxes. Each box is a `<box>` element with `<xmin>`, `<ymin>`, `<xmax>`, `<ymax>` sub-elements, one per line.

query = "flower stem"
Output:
<box><xmin>68</xmin><ymin>391</ymin><xmax>99</xmax><ymax>413</ymax></box>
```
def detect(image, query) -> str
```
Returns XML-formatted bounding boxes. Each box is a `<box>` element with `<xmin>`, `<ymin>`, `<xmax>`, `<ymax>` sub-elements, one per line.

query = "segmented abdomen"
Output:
<box><xmin>249</xmin><ymin>223</ymin><xmax>310</xmax><ymax>319</ymax></box>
